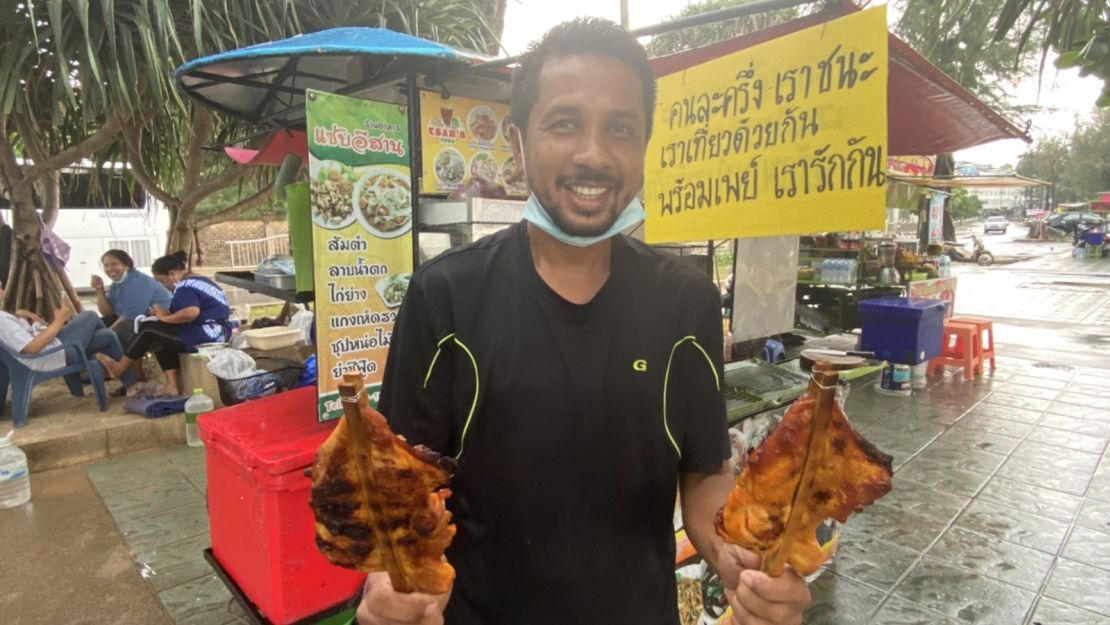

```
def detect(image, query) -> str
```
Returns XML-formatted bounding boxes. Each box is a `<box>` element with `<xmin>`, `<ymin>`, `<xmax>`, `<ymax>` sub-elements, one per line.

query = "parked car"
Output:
<box><xmin>983</xmin><ymin>215</ymin><xmax>1009</xmax><ymax>234</ymax></box>
<box><xmin>1043</xmin><ymin>212</ymin><xmax>1105</xmax><ymax>235</ymax></box>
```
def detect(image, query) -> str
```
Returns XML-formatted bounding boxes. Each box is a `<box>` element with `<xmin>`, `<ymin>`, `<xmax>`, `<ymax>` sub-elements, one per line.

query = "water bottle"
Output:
<box><xmin>939</xmin><ymin>255</ymin><xmax>951</xmax><ymax>278</ymax></box>
<box><xmin>0</xmin><ymin>431</ymin><xmax>31</xmax><ymax>509</ymax></box>
<box><xmin>184</xmin><ymin>388</ymin><xmax>214</xmax><ymax>448</ymax></box>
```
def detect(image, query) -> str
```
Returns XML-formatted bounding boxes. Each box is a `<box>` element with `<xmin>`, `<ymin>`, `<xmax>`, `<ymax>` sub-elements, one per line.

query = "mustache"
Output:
<box><xmin>557</xmin><ymin>168</ymin><xmax>619</xmax><ymax>188</ymax></box>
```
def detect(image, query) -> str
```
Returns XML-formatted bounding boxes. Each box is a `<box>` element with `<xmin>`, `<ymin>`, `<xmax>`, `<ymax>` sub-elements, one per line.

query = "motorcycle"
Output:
<box><xmin>944</xmin><ymin>235</ymin><xmax>994</xmax><ymax>266</ymax></box>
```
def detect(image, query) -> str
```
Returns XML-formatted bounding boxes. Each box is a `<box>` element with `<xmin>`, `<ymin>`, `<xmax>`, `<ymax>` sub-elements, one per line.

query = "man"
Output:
<box><xmin>359</xmin><ymin>19</ymin><xmax>810</xmax><ymax>625</ymax></box>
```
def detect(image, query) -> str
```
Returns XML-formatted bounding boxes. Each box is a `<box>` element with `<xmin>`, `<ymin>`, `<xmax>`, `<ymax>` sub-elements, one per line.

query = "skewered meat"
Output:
<box><xmin>310</xmin><ymin>373</ymin><xmax>456</xmax><ymax>593</ymax></box>
<box><xmin>716</xmin><ymin>367</ymin><xmax>893</xmax><ymax>576</ymax></box>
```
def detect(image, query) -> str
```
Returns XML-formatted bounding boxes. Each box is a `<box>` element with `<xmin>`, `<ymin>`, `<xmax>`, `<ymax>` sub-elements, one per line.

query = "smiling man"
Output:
<box><xmin>358</xmin><ymin>18</ymin><xmax>810</xmax><ymax>625</ymax></box>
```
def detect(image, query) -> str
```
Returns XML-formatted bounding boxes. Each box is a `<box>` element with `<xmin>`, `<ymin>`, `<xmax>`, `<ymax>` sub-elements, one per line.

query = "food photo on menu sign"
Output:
<box><xmin>306</xmin><ymin>89</ymin><xmax>415</xmax><ymax>420</ymax></box>
<box><xmin>419</xmin><ymin>90</ymin><xmax>527</xmax><ymax>197</ymax></box>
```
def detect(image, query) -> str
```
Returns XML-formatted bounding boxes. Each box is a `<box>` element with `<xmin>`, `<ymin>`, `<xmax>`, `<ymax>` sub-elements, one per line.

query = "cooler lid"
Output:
<box><xmin>198</xmin><ymin>386</ymin><xmax>337</xmax><ymax>476</ymax></box>
<box><xmin>860</xmin><ymin>296</ymin><xmax>949</xmax><ymax>316</ymax></box>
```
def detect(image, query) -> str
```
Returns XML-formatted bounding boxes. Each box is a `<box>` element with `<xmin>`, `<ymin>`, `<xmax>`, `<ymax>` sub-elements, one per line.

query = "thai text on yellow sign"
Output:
<box><xmin>418</xmin><ymin>91</ymin><xmax>526</xmax><ymax>197</ymax></box>
<box><xmin>645</xmin><ymin>6</ymin><xmax>889</xmax><ymax>243</ymax></box>
<box><xmin>306</xmin><ymin>90</ymin><xmax>414</xmax><ymax>421</ymax></box>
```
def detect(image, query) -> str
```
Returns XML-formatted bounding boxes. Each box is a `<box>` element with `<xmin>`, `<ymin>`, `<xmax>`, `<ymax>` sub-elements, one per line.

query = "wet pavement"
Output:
<box><xmin>821</xmin><ymin>360</ymin><xmax>1110</xmax><ymax>624</ymax></box>
<box><xmin>3</xmin><ymin>223</ymin><xmax>1109</xmax><ymax>624</ymax></box>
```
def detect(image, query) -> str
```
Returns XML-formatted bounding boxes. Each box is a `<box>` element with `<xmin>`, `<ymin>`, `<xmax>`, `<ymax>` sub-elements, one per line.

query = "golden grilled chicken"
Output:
<box><xmin>310</xmin><ymin>373</ymin><xmax>456</xmax><ymax>594</ymax></box>
<box><xmin>716</xmin><ymin>367</ymin><xmax>893</xmax><ymax>576</ymax></box>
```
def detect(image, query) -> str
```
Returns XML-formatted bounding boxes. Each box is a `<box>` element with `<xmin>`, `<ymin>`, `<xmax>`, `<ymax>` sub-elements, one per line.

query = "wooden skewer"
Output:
<box><xmin>761</xmin><ymin>364</ymin><xmax>839</xmax><ymax>577</ymax></box>
<box><xmin>338</xmin><ymin>372</ymin><xmax>414</xmax><ymax>593</ymax></box>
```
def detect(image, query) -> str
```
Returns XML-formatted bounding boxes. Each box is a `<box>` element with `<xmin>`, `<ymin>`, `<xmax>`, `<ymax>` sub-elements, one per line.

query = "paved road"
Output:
<box><xmin>950</xmin><ymin>221</ymin><xmax>1110</xmax><ymax>369</ymax></box>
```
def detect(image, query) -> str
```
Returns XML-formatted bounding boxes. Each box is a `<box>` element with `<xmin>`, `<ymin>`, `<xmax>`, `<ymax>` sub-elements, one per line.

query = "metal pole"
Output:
<box><xmin>620</xmin><ymin>0</ymin><xmax>629</xmax><ymax>29</ymax></box>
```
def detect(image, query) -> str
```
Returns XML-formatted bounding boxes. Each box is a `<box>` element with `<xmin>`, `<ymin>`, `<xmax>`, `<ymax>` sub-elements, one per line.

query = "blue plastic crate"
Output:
<box><xmin>1085</xmin><ymin>231</ymin><xmax>1106</xmax><ymax>246</ymax></box>
<box><xmin>859</xmin><ymin>297</ymin><xmax>949</xmax><ymax>365</ymax></box>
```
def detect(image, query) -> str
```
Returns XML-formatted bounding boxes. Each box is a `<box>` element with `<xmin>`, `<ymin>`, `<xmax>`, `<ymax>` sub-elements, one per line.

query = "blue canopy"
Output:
<box><xmin>175</xmin><ymin>27</ymin><xmax>489</xmax><ymax>127</ymax></box>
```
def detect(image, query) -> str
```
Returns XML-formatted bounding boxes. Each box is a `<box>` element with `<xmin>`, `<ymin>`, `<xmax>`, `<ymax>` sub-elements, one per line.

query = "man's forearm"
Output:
<box><xmin>679</xmin><ymin>462</ymin><xmax>735</xmax><ymax>574</ymax></box>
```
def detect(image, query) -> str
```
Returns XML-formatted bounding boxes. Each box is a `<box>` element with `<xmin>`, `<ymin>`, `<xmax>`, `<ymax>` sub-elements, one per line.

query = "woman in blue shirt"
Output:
<box><xmin>92</xmin><ymin>249</ymin><xmax>173</xmax><ymax>346</ymax></box>
<box><xmin>98</xmin><ymin>251</ymin><xmax>229</xmax><ymax>396</ymax></box>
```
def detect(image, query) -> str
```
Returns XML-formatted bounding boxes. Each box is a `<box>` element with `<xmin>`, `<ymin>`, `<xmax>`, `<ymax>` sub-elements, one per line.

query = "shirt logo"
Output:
<box><xmin>632</xmin><ymin>359</ymin><xmax>648</xmax><ymax>372</ymax></box>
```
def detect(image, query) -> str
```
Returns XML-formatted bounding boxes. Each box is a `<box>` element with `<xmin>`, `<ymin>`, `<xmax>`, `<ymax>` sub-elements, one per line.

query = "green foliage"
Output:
<box><xmin>196</xmin><ymin>172</ymin><xmax>284</xmax><ymax>220</ymax></box>
<box><xmin>646</xmin><ymin>0</ymin><xmax>819</xmax><ymax>57</ymax></box>
<box><xmin>894</xmin><ymin>0</ymin><xmax>1041</xmax><ymax>116</ymax></box>
<box><xmin>1018</xmin><ymin>108</ymin><xmax>1110</xmax><ymax>202</ymax></box>
<box><xmin>949</xmin><ymin>188</ymin><xmax>984</xmax><ymax>218</ymax></box>
<box><xmin>993</xmin><ymin>0</ymin><xmax>1110</xmax><ymax>108</ymax></box>
<box><xmin>1</xmin><ymin>0</ymin><xmax>502</xmax><ymax>208</ymax></box>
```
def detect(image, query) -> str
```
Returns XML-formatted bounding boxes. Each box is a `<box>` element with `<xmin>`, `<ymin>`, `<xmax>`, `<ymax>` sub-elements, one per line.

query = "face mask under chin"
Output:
<box><xmin>516</xmin><ymin>133</ymin><xmax>645</xmax><ymax>247</ymax></box>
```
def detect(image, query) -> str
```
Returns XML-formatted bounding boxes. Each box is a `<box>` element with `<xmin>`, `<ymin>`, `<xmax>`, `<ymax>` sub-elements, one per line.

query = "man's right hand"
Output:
<box><xmin>357</xmin><ymin>572</ymin><xmax>451</xmax><ymax>625</ymax></box>
<box><xmin>91</xmin><ymin>275</ymin><xmax>104</xmax><ymax>291</ymax></box>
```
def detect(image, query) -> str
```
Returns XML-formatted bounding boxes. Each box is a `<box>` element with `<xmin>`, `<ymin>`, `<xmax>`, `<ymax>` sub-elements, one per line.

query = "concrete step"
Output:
<box><xmin>5</xmin><ymin>378</ymin><xmax>186</xmax><ymax>473</ymax></box>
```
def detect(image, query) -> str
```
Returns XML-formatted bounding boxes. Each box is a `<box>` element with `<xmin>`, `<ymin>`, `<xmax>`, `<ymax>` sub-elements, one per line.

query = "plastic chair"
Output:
<box><xmin>927</xmin><ymin>321</ymin><xmax>983</xmax><ymax>381</ymax></box>
<box><xmin>0</xmin><ymin>341</ymin><xmax>108</xmax><ymax>427</ymax></box>
<box><xmin>762</xmin><ymin>339</ymin><xmax>786</xmax><ymax>363</ymax></box>
<box><xmin>950</xmin><ymin>316</ymin><xmax>997</xmax><ymax>371</ymax></box>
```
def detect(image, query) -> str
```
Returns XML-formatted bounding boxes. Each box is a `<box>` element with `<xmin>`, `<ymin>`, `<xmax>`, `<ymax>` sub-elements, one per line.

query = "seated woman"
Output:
<box><xmin>91</xmin><ymin>249</ymin><xmax>173</xmax><ymax>347</ymax></box>
<box><xmin>0</xmin><ymin>299</ymin><xmax>137</xmax><ymax>392</ymax></box>
<box><xmin>98</xmin><ymin>251</ymin><xmax>230</xmax><ymax>396</ymax></box>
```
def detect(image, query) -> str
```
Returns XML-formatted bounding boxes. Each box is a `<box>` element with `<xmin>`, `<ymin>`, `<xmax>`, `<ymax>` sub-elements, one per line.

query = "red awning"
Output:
<box><xmin>648</xmin><ymin>3</ymin><xmax>1030</xmax><ymax>155</ymax></box>
<box><xmin>225</xmin><ymin>129</ymin><xmax>308</xmax><ymax>166</ymax></box>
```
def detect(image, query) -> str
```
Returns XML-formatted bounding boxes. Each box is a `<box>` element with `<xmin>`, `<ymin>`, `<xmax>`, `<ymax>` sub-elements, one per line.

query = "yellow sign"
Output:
<box><xmin>645</xmin><ymin>7</ymin><xmax>889</xmax><ymax>243</ymax></box>
<box><xmin>419</xmin><ymin>91</ymin><xmax>526</xmax><ymax>196</ymax></box>
<box><xmin>307</xmin><ymin>90</ymin><xmax>414</xmax><ymax>421</ymax></box>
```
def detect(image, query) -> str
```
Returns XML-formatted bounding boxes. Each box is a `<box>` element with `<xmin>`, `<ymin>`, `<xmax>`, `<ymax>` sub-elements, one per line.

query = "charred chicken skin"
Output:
<box><xmin>716</xmin><ymin>368</ymin><xmax>893</xmax><ymax>576</ymax></box>
<box><xmin>310</xmin><ymin>374</ymin><xmax>456</xmax><ymax>594</ymax></box>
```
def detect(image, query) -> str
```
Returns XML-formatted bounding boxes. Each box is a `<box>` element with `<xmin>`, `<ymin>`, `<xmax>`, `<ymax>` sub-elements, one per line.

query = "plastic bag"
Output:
<box><xmin>229</xmin><ymin>332</ymin><xmax>249</xmax><ymax>350</ymax></box>
<box><xmin>256</xmin><ymin>255</ymin><xmax>295</xmax><ymax>276</ymax></box>
<box><xmin>296</xmin><ymin>355</ymin><xmax>317</xmax><ymax>388</ymax></box>
<box><xmin>205</xmin><ymin>349</ymin><xmax>257</xmax><ymax>380</ymax></box>
<box><xmin>289</xmin><ymin>306</ymin><xmax>315</xmax><ymax>345</ymax></box>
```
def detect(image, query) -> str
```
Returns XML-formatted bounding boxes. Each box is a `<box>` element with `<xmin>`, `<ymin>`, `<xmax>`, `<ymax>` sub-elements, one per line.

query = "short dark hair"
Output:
<box><xmin>152</xmin><ymin>250</ymin><xmax>188</xmax><ymax>276</ymax></box>
<box><xmin>510</xmin><ymin>18</ymin><xmax>657</xmax><ymax>140</ymax></box>
<box><xmin>101</xmin><ymin>249</ymin><xmax>135</xmax><ymax>270</ymax></box>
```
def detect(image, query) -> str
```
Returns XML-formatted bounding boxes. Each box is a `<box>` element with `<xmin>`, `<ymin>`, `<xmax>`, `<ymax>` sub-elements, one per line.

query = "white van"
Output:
<box><xmin>1</xmin><ymin>204</ymin><xmax>169</xmax><ymax>289</ymax></box>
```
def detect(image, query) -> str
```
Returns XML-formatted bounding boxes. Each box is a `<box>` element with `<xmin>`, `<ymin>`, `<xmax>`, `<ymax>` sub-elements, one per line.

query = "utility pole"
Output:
<box><xmin>620</xmin><ymin>0</ymin><xmax>629</xmax><ymax>29</ymax></box>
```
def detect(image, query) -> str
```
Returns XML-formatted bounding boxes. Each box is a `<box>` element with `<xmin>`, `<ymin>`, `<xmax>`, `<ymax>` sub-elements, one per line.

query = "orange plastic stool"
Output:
<box><xmin>928</xmin><ymin>320</ymin><xmax>983</xmax><ymax>380</ymax></box>
<box><xmin>950</xmin><ymin>316</ymin><xmax>997</xmax><ymax>371</ymax></box>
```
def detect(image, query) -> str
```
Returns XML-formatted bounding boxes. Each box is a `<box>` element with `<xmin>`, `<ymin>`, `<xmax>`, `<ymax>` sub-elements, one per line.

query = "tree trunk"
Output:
<box><xmin>1</xmin><ymin>158</ymin><xmax>81</xmax><ymax>317</ymax></box>
<box><xmin>166</xmin><ymin>203</ymin><xmax>195</xmax><ymax>256</ymax></box>
<box><xmin>934</xmin><ymin>153</ymin><xmax>957</xmax><ymax>242</ymax></box>
<box><xmin>41</xmin><ymin>170</ymin><xmax>61</xmax><ymax>227</ymax></box>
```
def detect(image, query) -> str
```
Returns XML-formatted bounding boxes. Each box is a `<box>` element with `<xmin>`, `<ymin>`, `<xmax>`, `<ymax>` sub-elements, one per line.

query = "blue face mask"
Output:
<box><xmin>516</xmin><ymin>133</ymin><xmax>644</xmax><ymax>247</ymax></box>
<box><xmin>522</xmin><ymin>194</ymin><xmax>644</xmax><ymax>247</ymax></box>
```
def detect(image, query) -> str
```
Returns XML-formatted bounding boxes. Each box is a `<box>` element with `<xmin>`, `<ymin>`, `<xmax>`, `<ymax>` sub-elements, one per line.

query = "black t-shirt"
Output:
<box><xmin>379</xmin><ymin>222</ymin><xmax>729</xmax><ymax>625</ymax></box>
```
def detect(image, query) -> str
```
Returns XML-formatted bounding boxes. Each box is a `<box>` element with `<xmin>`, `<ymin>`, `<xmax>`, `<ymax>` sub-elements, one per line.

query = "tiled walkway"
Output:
<box><xmin>85</xmin><ymin>446</ymin><xmax>249</xmax><ymax>624</ymax></box>
<box><xmin>818</xmin><ymin>359</ymin><xmax>1110</xmax><ymax>625</ymax></box>
<box><xmin>79</xmin><ymin>357</ymin><xmax>1110</xmax><ymax>625</ymax></box>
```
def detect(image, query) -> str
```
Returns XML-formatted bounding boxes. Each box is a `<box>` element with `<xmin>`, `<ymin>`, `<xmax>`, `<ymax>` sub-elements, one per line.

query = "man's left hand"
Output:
<box><xmin>726</xmin><ymin>559</ymin><xmax>811</xmax><ymax>625</ymax></box>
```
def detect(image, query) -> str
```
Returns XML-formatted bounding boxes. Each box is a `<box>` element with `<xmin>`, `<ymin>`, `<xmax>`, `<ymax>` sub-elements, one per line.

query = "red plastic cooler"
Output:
<box><xmin>198</xmin><ymin>387</ymin><xmax>365</xmax><ymax>624</ymax></box>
